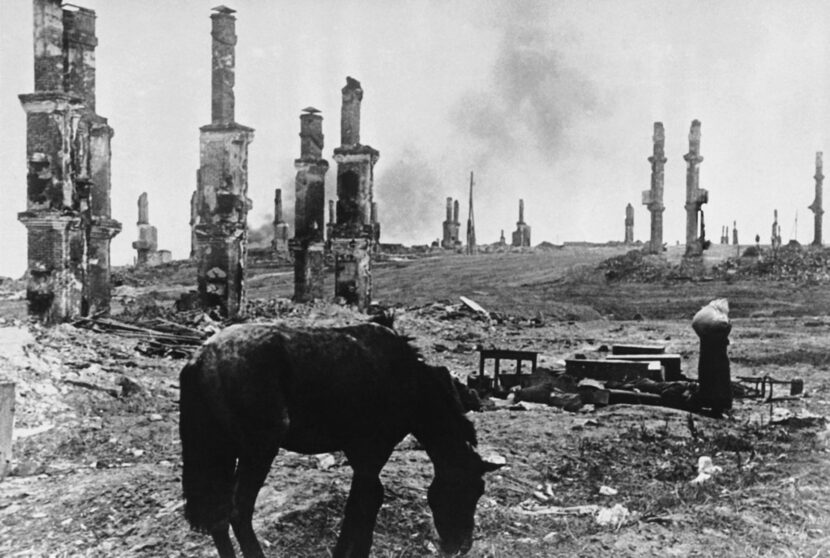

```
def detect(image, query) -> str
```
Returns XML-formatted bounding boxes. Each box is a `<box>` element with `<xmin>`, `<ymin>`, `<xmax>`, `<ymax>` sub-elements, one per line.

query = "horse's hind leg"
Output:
<box><xmin>230</xmin><ymin>453</ymin><xmax>276</xmax><ymax>558</ymax></box>
<box><xmin>211</xmin><ymin>527</ymin><xmax>237</xmax><ymax>558</ymax></box>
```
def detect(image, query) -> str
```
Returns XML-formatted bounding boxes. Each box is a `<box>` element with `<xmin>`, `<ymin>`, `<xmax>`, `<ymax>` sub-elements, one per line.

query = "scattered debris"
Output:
<box><xmin>690</xmin><ymin>456</ymin><xmax>723</xmax><ymax>484</ymax></box>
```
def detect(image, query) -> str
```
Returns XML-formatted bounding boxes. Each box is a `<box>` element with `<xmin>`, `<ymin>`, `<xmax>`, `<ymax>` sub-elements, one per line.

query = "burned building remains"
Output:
<box><xmin>290</xmin><ymin>107</ymin><xmax>328</xmax><ymax>302</ymax></box>
<box><xmin>132</xmin><ymin>193</ymin><xmax>170</xmax><ymax>266</ymax></box>
<box><xmin>511</xmin><ymin>199</ymin><xmax>531</xmax><ymax>247</ymax></box>
<box><xmin>330</xmin><ymin>77</ymin><xmax>380</xmax><ymax>310</ymax></box>
<box><xmin>442</xmin><ymin>197</ymin><xmax>461</xmax><ymax>249</ymax></box>
<box><xmin>683</xmin><ymin>120</ymin><xmax>707</xmax><ymax>258</ymax></box>
<box><xmin>809</xmin><ymin>151</ymin><xmax>824</xmax><ymax>246</ymax></box>
<box><xmin>190</xmin><ymin>5</ymin><xmax>254</xmax><ymax>317</ymax></box>
<box><xmin>642</xmin><ymin>122</ymin><xmax>665</xmax><ymax>254</ymax></box>
<box><xmin>18</xmin><ymin>0</ymin><xmax>121</xmax><ymax>322</ymax></box>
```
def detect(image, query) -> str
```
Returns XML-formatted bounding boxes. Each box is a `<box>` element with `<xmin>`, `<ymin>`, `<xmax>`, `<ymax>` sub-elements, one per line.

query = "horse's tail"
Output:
<box><xmin>179</xmin><ymin>359</ymin><xmax>236</xmax><ymax>533</ymax></box>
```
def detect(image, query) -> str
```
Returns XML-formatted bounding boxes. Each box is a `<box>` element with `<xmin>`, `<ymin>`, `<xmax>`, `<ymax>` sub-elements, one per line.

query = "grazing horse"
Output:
<box><xmin>180</xmin><ymin>322</ymin><xmax>502</xmax><ymax>558</ymax></box>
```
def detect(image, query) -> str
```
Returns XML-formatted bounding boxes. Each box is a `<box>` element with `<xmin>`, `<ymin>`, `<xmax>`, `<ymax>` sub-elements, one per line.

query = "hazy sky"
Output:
<box><xmin>2</xmin><ymin>0</ymin><xmax>830</xmax><ymax>277</ymax></box>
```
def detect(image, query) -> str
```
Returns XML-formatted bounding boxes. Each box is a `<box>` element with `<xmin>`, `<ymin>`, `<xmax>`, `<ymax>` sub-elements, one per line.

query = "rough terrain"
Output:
<box><xmin>0</xmin><ymin>246</ymin><xmax>828</xmax><ymax>557</ymax></box>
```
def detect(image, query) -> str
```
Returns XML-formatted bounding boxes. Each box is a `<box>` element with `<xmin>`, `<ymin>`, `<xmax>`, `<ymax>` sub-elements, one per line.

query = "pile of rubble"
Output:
<box><xmin>715</xmin><ymin>245</ymin><xmax>830</xmax><ymax>282</ymax></box>
<box><xmin>597</xmin><ymin>250</ymin><xmax>674</xmax><ymax>282</ymax></box>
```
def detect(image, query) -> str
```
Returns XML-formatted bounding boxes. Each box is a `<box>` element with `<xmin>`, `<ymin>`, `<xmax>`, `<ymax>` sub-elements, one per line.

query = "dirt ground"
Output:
<box><xmin>1</xmin><ymin>247</ymin><xmax>829</xmax><ymax>557</ymax></box>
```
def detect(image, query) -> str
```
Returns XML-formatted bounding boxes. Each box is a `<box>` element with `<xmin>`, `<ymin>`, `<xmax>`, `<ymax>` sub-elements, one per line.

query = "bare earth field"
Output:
<box><xmin>1</xmin><ymin>246</ymin><xmax>829</xmax><ymax>557</ymax></box>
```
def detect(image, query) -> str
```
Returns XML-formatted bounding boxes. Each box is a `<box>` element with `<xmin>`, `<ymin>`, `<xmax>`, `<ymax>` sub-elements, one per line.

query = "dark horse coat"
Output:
<box><xmin>180</xmin><ymin>322</ymin><xmax>499</xmax><ymax>558</ymax></box>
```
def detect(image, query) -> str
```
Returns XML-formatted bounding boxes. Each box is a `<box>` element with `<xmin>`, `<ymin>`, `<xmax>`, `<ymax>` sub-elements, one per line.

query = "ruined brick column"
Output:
<box><xmin>624</xmin><ymin>203</ymin><xmax>634</xmax><ymax>244</ymax></box>
<box><xmin>642</xmin><ymin>122</ymin><xmax>666</xmax><ymax>254</ymax></box>
<box><xmin>272</xmin><ymin>188</ymin><xmax>289</xmax><ymax>253</ymax></box>
<box><xmin>18</xmin><ymin>0</ymin><xmax>120</xmax><ymax>322</ymax></box>
<box><xmin>331</xmin><ymin>77</ymin><xmax>379</xmax><ymax>311</ymax></box>
<box><xmin>441</xmin><ymin>197</ymin><xmax>460</xmax><ymax>249</ymax></box>
<box><xmin>290</xmin><ymin>107</ymin><xmax>328</xmax><ymax>302</ymax></box>
<box><xmin>191</xmin><ymin>6</ymin><xmax>254</xmax><ymax>317</ymax></box>
<box><xmin>511</xmin><ymin>199</ymin><xmax>531</xmax><ymax>247</ymax></box>
<box><xmin>732</xmin><ymin>221</ymin><xmax>738</xmax><ymax>245</ymax></box>
<box><xmin>132</xmin><ymin>193</ymin><xmax>157</xmax><ymax>265</ymax></box>
<box><xmin>809</xmin><ymin>151</ymin><xmax>824</xmax><ymax>246</ymax></box>
<box><xmin>683</xmin><ymin>120</ymin><xmax>708</xmax><ymax>257</ymax></box>
<box><xmin>64</xmin><ymin>4</ymin><xmax>121</xmax><ymax>315</ymax></box>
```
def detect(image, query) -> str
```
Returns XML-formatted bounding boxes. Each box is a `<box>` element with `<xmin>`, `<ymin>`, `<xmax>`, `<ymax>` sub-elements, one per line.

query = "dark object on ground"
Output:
<box><xmin>692</xmin><ymin>300</ymin><xmax>733</xmax><ymax>415</ymax></box>
<box><xmin>180</xmin><ymin>322</ymin><xmax>503</xmax><ymax>558</ymax></box>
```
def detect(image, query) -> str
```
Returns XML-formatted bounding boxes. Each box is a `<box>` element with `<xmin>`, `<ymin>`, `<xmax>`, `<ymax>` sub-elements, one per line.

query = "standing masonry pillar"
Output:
<box><xmin>132</xmin><ymin>192</ymin><xmax>157</xmax><ymax>264</ymax></box>
<box><xmin>642</xmin><ymin>122</ymin><xmax>666</xmax><ymax>254</ymax></box>
<box><xmin>809</xmin><ymin>151</ymin><xmax>824</xmax><ymax>246</ymax></box>
<box><xmin>732</xmin><ymin>221</ymin><xmax>739</xmax><ymax>245</ymax></box>
<box><xmin>18</xmin><ymin>0</ymin><xmax>120</xmax><ymax>323</ymax></box>
<box><xmin>331</xmin><ymin>77</ymin><xmax>379</xmax><ymax>311</ymax></box>
<box><xmin>683</xmin><ymin>120</ymin><xmax>708</xmax><ymax>257</ymax></box>
<box><xmin>191</xmin><ymin>6</ymin><xmax>254</xmax><ymax>317</ymax></box>
<box><xmin>272</xmin><ymin>188</ymin><xmax>289</xmax><ymax>253</ymax></box>
<box><xmin>290</xmin><ymin>107</ymin><xmax>328</xmax><ymax>302</ymax></box>
<box><xmin>624</xmin><ymin>203</ymin><xmax>634</xmax><ymax>244</ymax></box>
<box><xmin>441</xmin><ymin>197</ymin><xmax>460</xmax><ymax>249</ymax></box>
<box><xmin>466</xmin><ymin>172</ymin><xmax>477</xmax><ymax>255</ymax></box>
<box><xmin>511</xmin><ymin>199</ymin><xmax>531</xmax><ymax>247</ymax></box>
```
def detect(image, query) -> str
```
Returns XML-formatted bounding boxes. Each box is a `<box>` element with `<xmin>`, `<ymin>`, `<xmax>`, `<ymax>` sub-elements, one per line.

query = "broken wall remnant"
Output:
<box><xmin>290</xmin><ymin>107</ymin><xmax>328</xmax><ymax>302</ymax></box>
<box><xmin>272</xmin><ymin>188</ymin><xmax>289</xmax><ymax>253</ymax></box>
<box><xmin>512</xmin><ymin>199</ymin><xmax>531</xmax><ymax>247</ymax></box>
<box><xmin>732</xmin><ymin>220</ymin><xmax>739</xmax><ymax>245</ymax></box>
<box><xmin>331</xmin><ymin>77</ymin><xmax>379</xmax><ymax>311</ymax></box>
<box><xmin>191</xmin><ymin>5</ymin><xmax>254</xmax><ymax>317</ymax></box>
<box><xmin>683</xmin><ymin>120</ymin><xmax>708</xmax><ymax>258</ymax></box>
<box><xmin>466</xmin><ymin>172</ymin><xmax>477</xmax><ymax>255</ymax></box>
<box><xmin>624</xmin><ymin>203</ymin><xmax>634</xmax><ymax>244</ymax></box>
<box><xmin>441</xmin><ymin>197</ymin><xmax>461</xmax><ymax>249</ymax></box>
<box><xmin>642</xmin><ymin>122</ymin><xmax>666</xmax><ymax>254</ymax></box>
<box><xmin>131</xmin><ymin>192</ymin><xmax>170</xmax><ymax>266</ymax></box>
<box><xmin>809</xmin><ymin>151</ymin><xmax>824</xmax><ymax>246</ymax></box>
<box><xmin>18</xmin><ymin>0</ymin><xmax>121</xmax><ymax>323</ymax></box>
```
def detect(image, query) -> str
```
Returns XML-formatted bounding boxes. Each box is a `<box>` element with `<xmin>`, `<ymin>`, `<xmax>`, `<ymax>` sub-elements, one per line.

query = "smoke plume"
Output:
<box><xmin>451</xmin><ymin>4</ymin><xmax>600</xmax><ymax>168</ymax></box>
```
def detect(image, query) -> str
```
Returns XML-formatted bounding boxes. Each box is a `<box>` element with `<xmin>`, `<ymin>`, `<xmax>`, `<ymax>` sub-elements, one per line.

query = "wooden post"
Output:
<box><xmin>0</xmin><ymin>381</ymin><xmax>14</xmax><ymax>480</ymax></box>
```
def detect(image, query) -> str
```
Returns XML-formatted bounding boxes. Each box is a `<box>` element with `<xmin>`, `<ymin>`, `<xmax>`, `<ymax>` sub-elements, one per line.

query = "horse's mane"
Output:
<box><xmin>419</xmin><ymin>362</ymin><xmax>478</xmax><ymax>447</ymax></box>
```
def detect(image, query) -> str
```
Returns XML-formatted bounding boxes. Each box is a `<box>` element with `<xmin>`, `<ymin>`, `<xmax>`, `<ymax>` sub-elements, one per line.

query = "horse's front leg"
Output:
<box><xmin>333</xmin><ymin>447</ymin><xmax>393</xmax><ymax>558</ymax></box>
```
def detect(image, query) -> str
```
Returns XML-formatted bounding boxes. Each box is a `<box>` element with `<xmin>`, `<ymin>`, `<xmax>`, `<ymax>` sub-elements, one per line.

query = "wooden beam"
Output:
<box><xmin>611</xmin><ymin>344</ymin><xmax>666</xmax><ymax>355</ymax></box>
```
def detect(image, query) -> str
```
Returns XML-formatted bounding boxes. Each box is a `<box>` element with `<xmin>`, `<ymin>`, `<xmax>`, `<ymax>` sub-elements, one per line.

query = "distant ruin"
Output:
<box><xmin>442</xmin><ymin>197</ymin><xmax>461</xmax><ymax>249</ymax></box>
<box><xmin>512</xmin><ymin>199</ymin><xmax>531</xmax><ymax>247</ymax></box>
<box><xmin>330</xmin><ymin>77</ymin><xmax>380</xmax><ymax>310</ymax></box>
<box><xmin>190</xmin><ymin>6</ymin><xmax>254</xmax><ymax>317</ymax></box>
<box><xmin>272</xmin><ymin>188</ymin><xmax>289</xmax><ymax>253</ymax></box>
<box><xmin>18</xmin><ymin>0</ymin><xmax>121</xmax><ymax>322</ymax></box>
<box><xmin>683</xmin><ymin>120</ymin><xmax>707</xmax><ymax>258</ymax></box>
<box><xmin>642</xmin><ymin>122</ymin><xmax>666</xmax><ymax>254</ymax></box>
<box><xmin>809</xmin><ymin>151</ymin><xmax>824</xmax><ymax>246</ymax></box>
<box><xmin>624</xmin><ymin>203</ymin><xmax>634</xmax><ymax>244</ymax></box>
<box><xmin>132</xmin><ymin>193</ymin><xmax>170</xmax><ymax>266</ymax></box>
<box><xmin>290</xmin><ymin>107</ymin><xmax>328</xmax><ymax>302</ymax></box>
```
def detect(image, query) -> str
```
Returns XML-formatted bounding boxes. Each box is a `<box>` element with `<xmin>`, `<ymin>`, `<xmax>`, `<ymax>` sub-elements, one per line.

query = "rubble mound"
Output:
<box><xmin>598</xmin><ymin>250</ymin><xmax>674</xmax><ymax>282</ymax></box>
<box><xmin>716</xmin><ymin>245</ymin><xmax>830</xmax><ymax>282</ymax></box>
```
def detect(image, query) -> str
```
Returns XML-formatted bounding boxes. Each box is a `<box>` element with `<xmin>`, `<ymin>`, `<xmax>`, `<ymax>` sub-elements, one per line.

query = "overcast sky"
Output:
<box><xmin>2</xmin><ymin>0</ymin><xmax>830</xmax><ymax>277</ymax></box>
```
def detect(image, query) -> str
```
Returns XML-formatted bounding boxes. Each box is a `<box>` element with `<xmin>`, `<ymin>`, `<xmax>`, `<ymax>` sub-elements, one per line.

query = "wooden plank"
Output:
<box><xmin>565</xmin><ymin>359</ymin><xmax>664</xmax><ymax>382</ymax></box>
<box><xmin>0</xmin><ymin>381</ymin><xmax>14</xmax><ymax>481</ymax></box>
<box><xmin>607</xmin><ymin>354</ymin><xmax>683</xmax><ymax>381</ymax></box>
<box><xmin>611</xmin><ymin>344</ymin><xmax>666</xmax><ymax>355</ymax></box>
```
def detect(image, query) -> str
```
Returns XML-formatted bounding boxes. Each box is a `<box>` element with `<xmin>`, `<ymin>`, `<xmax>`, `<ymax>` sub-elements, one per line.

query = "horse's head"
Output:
<box><xmin>427</xmin><ymin>446</ymin><xmax>503</xmax><ymax>555</ymax></box>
